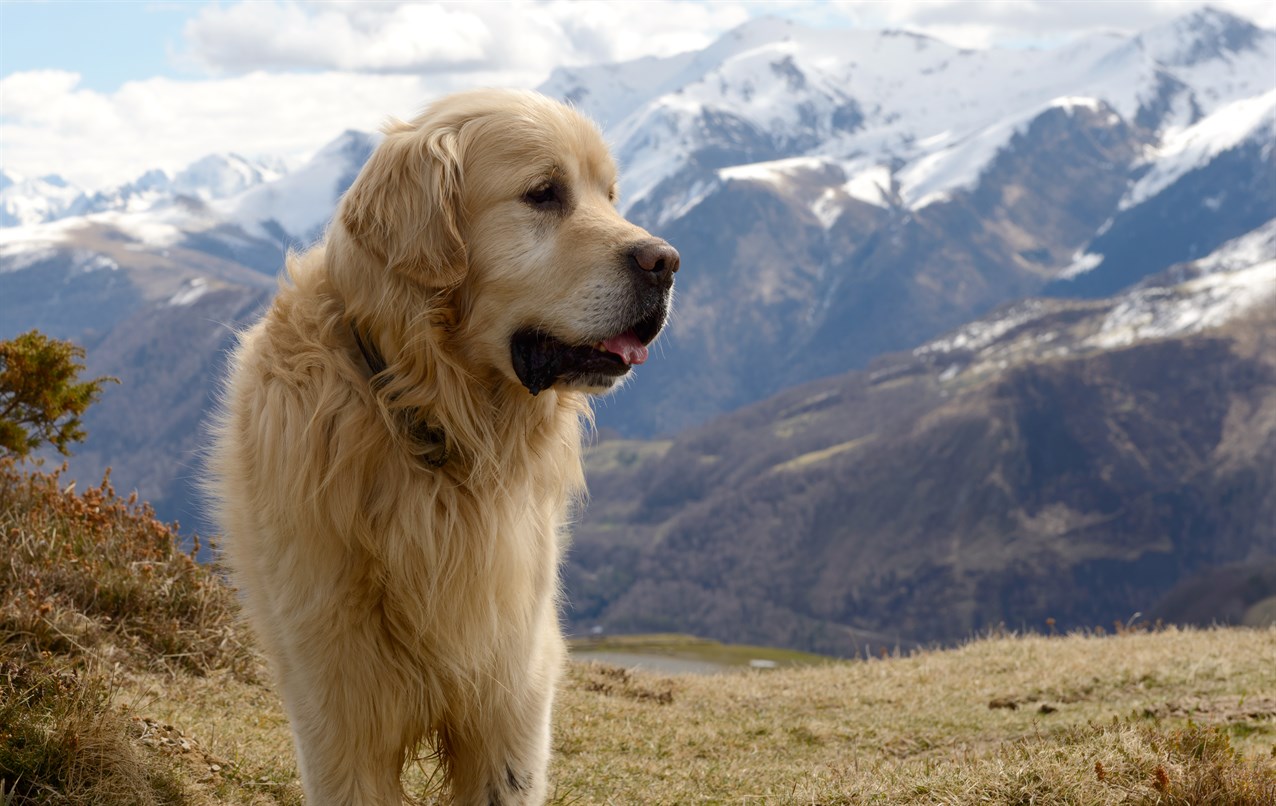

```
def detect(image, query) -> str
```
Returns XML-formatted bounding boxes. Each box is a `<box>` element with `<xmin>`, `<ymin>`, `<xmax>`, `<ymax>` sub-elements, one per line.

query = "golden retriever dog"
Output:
<box><xmin>208</xmin><ymin>89</ymin><xmax>677</xmax><ymax>805</ymax></box>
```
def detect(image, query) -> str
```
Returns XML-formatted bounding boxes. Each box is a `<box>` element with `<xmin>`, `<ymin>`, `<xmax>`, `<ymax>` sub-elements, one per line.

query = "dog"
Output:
<box><xmin>208</xmin><ymin>89</ymin><xmax>677</xmax><ymax>805</ymax></box>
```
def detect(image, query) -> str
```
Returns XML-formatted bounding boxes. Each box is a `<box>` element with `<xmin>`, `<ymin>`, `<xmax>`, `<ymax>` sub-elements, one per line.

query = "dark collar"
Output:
<box><xmin>350</xmin><ymin>322</ymin><xmax>450</xmax><ymax>468</ymax></box>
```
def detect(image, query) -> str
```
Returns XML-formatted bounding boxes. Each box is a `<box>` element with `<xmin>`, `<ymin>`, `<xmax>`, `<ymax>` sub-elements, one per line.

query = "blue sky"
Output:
<box><xmin>1</xmin><ymin>2</ymin><xmax>203</xmax><ymax>92</ymax></box>
<box><xmin>2</xmin><ymin>1</ymin><xmax>1273</xmax><ymax>188</ymax></box>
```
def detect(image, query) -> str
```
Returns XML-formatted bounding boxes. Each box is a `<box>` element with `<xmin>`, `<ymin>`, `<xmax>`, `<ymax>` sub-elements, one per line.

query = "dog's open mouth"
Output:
<box><xmin>511</xmin><ymin>306</ymin><xmax>666</xmax><ymax>395</ymax></box>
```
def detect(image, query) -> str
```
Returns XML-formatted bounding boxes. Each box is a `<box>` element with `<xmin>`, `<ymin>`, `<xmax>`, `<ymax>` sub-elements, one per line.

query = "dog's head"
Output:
<box><xmin>336</xmin><ymin>89</ymin><xmax>678</xmax><ymax>397</ymax></box>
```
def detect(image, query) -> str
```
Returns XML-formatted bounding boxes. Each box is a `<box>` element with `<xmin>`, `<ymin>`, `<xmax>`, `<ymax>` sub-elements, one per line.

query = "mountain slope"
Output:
<box><xmin>540</xmin><ymin>9</ymin><xmax>1276</xmax><ymax>436</ymax></box>
<box><xmin>2</xmin><ymin>471</ymin><xmax>1271</xmax><ymax>802</ymax></box>
<box><xmin>0</xmin><ymin>171</ymin><xmax>86</xmax><ymax>227</ymax></box>
<box><xmin>567</xmin><ymin>227</ymin><xmax>1276</xmax><ymax>652</ymax></box>
<box><xmin>547</xmin><ymin>8</ymin><xmax>1275</xmax><ymax>218</ymax></box>
<box><xmin>1049</xmin><ymin>89</ymin><xmax>1276</xmax><ymax>297</ymax></box>
<box><xmin>1</xmin><ymin>5</ymin><xmax>1272</xmax><ymax>534</ymax></box>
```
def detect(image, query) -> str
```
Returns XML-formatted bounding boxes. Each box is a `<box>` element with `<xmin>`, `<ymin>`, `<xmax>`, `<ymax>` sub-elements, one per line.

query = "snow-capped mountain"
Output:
<box><xmin>567</xmin><ymin>223</ymin><xmax>1276</xmax><ymax>651</ymax></box>
<box><xmin>1</xmin><ymin>151</ymin><xmax>290</xmax><ymax>228</ymax></box>
<box><xmin>1</xmin><ymin>129</ymin><xmax>373</xmax><ymax>262</ymax></box>
<box><xmin>171</xmin><ymin>153</ymin><xmax>288</xmax><ymax>202</ymax></box>
<box><xmin>915</xmin><ymin>221</ymin><xmax>1276</xmax><ymax>378</ymax></box>
<box><xmin>0</xmin><ymin>171</ymin><xmax>87</xmax><ymax>227</ymax></box>
<box><xmin>529</xmin><ymin>7</ymin><xmax>1275</xmax><ymax>435</ymax></box>
<box><xmin>1</xmin><ymin>5</ymin><xmax>1272</xmax><ymax>534</ymax></box>
<box><xmin>1047</xmin><ymin>88</ymin><xmax>1275</xmax><ymax>298</ymax></box>
<box><xmin>543</xmin><ymin>7</ymin><xmax>1275</xmax><ymax>224</ymax></box>
<box><xmin>219</xmin><ymin>130</ymin><xmax>377</xmax><ymax>243</ymax></box>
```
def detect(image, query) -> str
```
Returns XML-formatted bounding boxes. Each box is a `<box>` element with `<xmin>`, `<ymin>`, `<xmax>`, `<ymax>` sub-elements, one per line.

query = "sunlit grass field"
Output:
<box><xmin>3</xmin><ymin>461</ymin><xmax>1274</xmax><ymax>804</ymax></box>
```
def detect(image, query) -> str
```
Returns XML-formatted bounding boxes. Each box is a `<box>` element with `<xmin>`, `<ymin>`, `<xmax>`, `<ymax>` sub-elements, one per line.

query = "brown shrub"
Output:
<box><xmin>0</xmin><ymin>459</ymin><xmax>253</xmax><ymax>679</ymax></box>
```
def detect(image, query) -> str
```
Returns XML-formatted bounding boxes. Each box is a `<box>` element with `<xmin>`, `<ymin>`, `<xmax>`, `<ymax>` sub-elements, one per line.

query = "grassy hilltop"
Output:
<box><xmin>2</xmin><ymin>461</ymin><xmax>1274</xmax><ymax>804</ymax></box>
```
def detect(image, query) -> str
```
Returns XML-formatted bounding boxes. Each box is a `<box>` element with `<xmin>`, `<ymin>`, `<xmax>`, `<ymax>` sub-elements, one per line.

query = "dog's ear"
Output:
<box><xmin>339</xmin><ymin>119</ymin><xmax>467</xmax><ymax>288</ymax></box>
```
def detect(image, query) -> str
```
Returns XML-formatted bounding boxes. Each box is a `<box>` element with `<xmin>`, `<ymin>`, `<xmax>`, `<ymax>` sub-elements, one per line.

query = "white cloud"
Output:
<box><xmin>2</xmin><ymin>0</ymin><xmax>1272</xmax><ymax>190</ymax></box>
<box><xmin>184</xmin><ymin>2</ymin><xmax>493</xmax><ymax>73</ymax></box>
<box><xmin>756</xmin><ymin>0</ymin><xmax>1276</xmax><ymax>49</ymax></box>
<box><xmin>181</xmin><ymin>1</ymin><xmax>749</xmax><ymax>76</ymax></box>
<box><xmin>0</xmin><ymin>69</ymin><xmax>441</xmax><ymax>188</ymax></box>
<box><xmin>2</xmin><ymin>1</ymin><xmax>756</xmax><ymax>189</ymax></box>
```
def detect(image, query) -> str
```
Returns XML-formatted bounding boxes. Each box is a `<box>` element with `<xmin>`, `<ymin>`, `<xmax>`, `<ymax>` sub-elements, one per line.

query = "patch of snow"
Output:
<box><xmin>1088</xmin><ymin>223</ymin><xmax>1276</xmax><ymax>349</ymax></box>
<box><xmin>843</xmin><ymin>164</ymin><xmax>892</xmax><ymax>207</ymax></box>
<box><xmin>1121</xmin><ymin>89</ymin><xmax>1276</xmax><ymax>210</ymax></box>
<box><xmin>78</xmin><ymin>254</ymin><xmax>119</xmax><ymax>274</ymax></box>
<box><xmin>91</xmin><ymin>211</ymin><xmax>184</xmax><ymax>248</ymax></box>
<box><xmin>811</xmin><ymin>188</ymin><xmax>843</xmax><ymax>228</ymax></box>
<box><xmin>915</xmin><ymin>300</ymin><xmax>1049</xmax><ymax>357</ymax></box>
<box><xmin>717</xmin><ymin>155</ymin><xmax>893</xmax><ymax>223</ymax></box>
<box><xmin>0</xmin><ymin>217</ymin><xmax>87</xmax><ymax>263</ymax></box>
<box><xmin>1</xmin><ymin>172</ymin><xmax>86</xmax><ymax>227</ymax></box>
<box><xmin>1051</xmin><ymin>96</ymin><xmax>1105</xmax><ymax>112</ymax></box>
<box><xmin>221</xmin><ymin>129</ymin><xmax>376</xmax><ymax>241</ymax></box>
<box><xmin>898</xmin><ymin>96</ymin><xmax>1109</xmax><ymax>208</ymax></box>
<box><xmin>911</xmin><ymin>190</ymin><xmax>952</xmax><ymax>209</ymax></box>
<box><xmin>0</xmin><ymin>239</ymin><xmax>122</xmax><ymax>276</ymax></box>
<box><xmin>718</xmin><ymin>155</ymin><xmax>828</xmax><ymax>185</ymax></box>
<box><xmin>1087</xmin><ymin>259</ymin><xmax>1275</xmax><ymax>349</ymax></box>
<box><xmin>0</xmin><ymin>244</ymin><xmax>59</xmax><ymax>273</ymax></box>
<box><xmin>172</xmin><ymin>153</ymin><xmax>286</xmax><ymax>202</ymax></box>
<box><xmin>1191</xmin><ymin>219</ymin><xmax>1276</xmax><ymax>274</ymax></box>
<box><xmin>1058</xmin><ymin>250</ymin><xmax>1105</xmax><ymax>279</ymax></box>
<box><xmin>168</xmin><ymin>277</ymin><xmax>210</xmax><ymax>307</ymax></box>
<box><xmin>0</xmin><ymin>197</ymin><xmax>213</xmax><ymax>264</ymax></box>
<box><xmin>653</xmin><ymin>178</ymin><xmax>717</xmax><ymax>228</ymax></box>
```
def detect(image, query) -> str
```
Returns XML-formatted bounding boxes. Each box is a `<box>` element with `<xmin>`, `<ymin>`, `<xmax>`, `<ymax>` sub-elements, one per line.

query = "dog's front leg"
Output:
<box><xmin>442</xmin><ymin>611</ymin><xmax>565</xmax><ymax>806</ymax></box>
<box><xmin>273</xmin><ymin>613</ymin><xmax>415</xmax><ymax>806</ymax></box>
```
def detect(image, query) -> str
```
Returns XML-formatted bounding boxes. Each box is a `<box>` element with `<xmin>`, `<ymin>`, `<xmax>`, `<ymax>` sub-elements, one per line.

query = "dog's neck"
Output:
<box><xmin>350</xmin><ymin>321</ymin><xmax>451</xmax><ymax>468</ymax></box>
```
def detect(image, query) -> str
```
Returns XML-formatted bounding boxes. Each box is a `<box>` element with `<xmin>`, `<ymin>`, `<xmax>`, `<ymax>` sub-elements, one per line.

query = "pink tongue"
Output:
<box><xmin>601</xmin><ymin>332</ymin><xmax>648</xmax><ymax>365</ymax></box>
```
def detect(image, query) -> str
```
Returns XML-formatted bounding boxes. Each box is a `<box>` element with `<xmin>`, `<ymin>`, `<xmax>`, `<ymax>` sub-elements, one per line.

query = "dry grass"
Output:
<box><xmin>126</xmin><ymin>628</ymin><xmax>1276</xmax><ymax>805</ymax></box>
<box><xmin>549</xmin><ymin>629</ymin><xmax>1276</xmax><ymax>804</ymax></box>
<box><xmin>2</xmin><ymin>460</ymin><xmax>1273</xmax><ymax>803</ymax></box>
<box><xmin>0</xmin><ymin>654</ymin><xmax>186</xmax><ymax>805</ymax></box>
<box><xmin>0</xmin><ymin>459</ymin><xmax>254</xmax><ymax>680</ymax></box>
<box><xmin>569</xmin><ymin>633</ymin><xmax>826</xmax><ymax>669</ymax></box>
<box><xmin>0</xmin><ymin>460</ymin><xmax>277</xmax><ymax>804</ymax></box>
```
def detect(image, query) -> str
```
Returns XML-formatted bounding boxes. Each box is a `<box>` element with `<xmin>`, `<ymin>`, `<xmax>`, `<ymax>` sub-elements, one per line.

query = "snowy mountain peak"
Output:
<box><xmin>171</xmin><ymin>153</ymin><xmax>285</xmax><ymax>202</ymax></box>
<box><xmin>0</xmin><ymin>172</ymin><xmax>86</xmax><ymax>228</ymax></box>
<box><xmin>130</xmin><ymin>169</ymin><xmax>172</xmax><ymax>193</ymax></box>
<box><xmin>316</xmin><ymin>130</ymin><xmax>380</xmax><ymax>161</ymax></box>
<box><xmin>1136</xmin><ymin>5</ymin><xmax>1268</xmax><ymax>67</ymax></box>
<box><xmin>218</xmin><ymin>129</ymin><xmax>377</xmax><ymax>242</ymax></box>
<box><xmin>541</xmin><ymin>5</ymin><xmax>1274</xmax><ymax>219</ymax></box>
<box><xmin>1122</xmin><ymin>87</ymin><xmax>1276</xmax><ymax>210</ymax></box>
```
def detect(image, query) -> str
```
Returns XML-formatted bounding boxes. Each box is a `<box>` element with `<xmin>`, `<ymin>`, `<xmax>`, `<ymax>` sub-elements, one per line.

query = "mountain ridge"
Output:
<box><xmin>0</xmin><ymin>7</ymin><xmax>1272</xmax><ymax>645</ymax></box>
<box><xmin>566</xmin><ymin>228</ymin><xmax>1276</xmax><ymax>652</ymax></box>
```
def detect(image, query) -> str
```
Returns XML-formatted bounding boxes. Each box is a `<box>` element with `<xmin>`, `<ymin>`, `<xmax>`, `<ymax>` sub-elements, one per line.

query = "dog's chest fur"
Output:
<box><xmin>221</xmin><ymin>270</ymin><xmax>585</xmax><ymax>680</ymax></box>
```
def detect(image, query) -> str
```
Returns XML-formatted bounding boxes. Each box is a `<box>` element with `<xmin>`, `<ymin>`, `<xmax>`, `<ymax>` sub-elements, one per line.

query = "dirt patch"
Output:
<box><xmin>575</xmin><ymin>662</ymin><xmax>677</xmax><ymax>705</ymax></box>
<box><xmin>1142</xmin><ymin>695</ymin><xmax>1276</xmax><ymax>724</ymax></box>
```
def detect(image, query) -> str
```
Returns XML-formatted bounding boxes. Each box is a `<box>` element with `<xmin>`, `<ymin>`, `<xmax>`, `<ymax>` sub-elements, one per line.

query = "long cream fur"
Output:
<box><xmin>208</xmin><ymin>89</ymin><xmax>671</xmax><ymax>805</ymax></box>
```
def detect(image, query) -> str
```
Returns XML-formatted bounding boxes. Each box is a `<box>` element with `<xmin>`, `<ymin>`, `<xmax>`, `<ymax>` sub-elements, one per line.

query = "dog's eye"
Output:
<box><xmin>523</xmin><ymin>182</ymin><xmax>564</xmax><ymax>212</ymax></box>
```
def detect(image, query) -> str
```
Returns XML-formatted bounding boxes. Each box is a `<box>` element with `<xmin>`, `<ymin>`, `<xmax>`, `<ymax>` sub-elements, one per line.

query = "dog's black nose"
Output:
<box><xmin>627</xmin><ymin>239</ymin><xmax>680</xmax><ymax>286</ymax></box>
